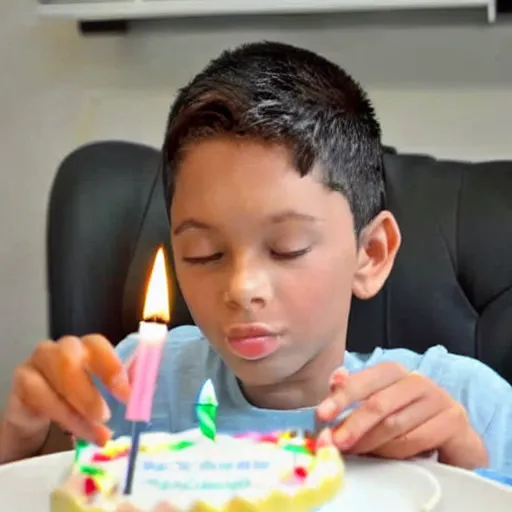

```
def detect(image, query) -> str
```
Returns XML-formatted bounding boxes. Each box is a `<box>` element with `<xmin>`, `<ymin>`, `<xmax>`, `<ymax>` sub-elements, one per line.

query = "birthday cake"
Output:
<box><xmin>51</xmin><ymin>428</ymin><xmax>344</xmax><ymax>512</ymax></box>
<box><xmin>51</xmin><ymin>380</ymin><xmax>344</xmax><ymax>512</ymax></box>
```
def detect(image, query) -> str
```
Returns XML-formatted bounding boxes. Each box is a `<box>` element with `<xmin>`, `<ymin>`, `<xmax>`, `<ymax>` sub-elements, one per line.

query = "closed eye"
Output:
<box><xmin>271</xmin><ymin>248</ymin><xmax>311</xmax><ymax>260</ymax></box>
<box><xmin>182</xmin><ymin>253</ymin><xmax>223</xmax><ymax>265</ymax></box>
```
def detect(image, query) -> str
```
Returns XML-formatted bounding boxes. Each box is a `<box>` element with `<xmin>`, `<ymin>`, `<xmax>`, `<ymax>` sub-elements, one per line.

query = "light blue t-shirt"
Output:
<box><xmin>103</xmin><ymin>325</ymin><xmax>512</xmax><ymax>477</ymax></box>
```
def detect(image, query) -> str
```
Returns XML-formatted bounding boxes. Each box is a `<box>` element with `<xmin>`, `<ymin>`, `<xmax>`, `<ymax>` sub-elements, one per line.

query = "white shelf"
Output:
<box><xmin>38</xmin><ymin>0</ymin><xmax>497</xmax><ymax>23</ymax></box>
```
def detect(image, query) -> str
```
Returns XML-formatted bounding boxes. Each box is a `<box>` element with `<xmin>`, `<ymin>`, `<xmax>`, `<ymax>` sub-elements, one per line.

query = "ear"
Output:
<box><xmin>351</xmin><ymin>211</ymin><xmax>401</xmax><ymax>300</ymax></box>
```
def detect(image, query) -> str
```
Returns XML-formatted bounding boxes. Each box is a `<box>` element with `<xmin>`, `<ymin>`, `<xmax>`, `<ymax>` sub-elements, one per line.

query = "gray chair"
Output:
<box><xmin>46</xmin><ymin>140</ymin><xmax>512</xmax><ymax>383</ymax></box>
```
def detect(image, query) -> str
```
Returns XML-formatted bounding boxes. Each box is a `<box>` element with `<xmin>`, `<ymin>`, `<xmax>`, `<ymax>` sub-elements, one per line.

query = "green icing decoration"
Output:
<box><xmin>74</xmin><ymin>438</ymin><xmax>89</xmax><ymax>463</ymax></box>
<box><xmin>282</xmin><ymin>444</ymin><xmax>311</xmax><ymax>455</ymax></box>
<box><xmin>79</xmin><ymin>465</ymin><xmax>106</xmax><ymax>477</ymax></box>
<box><xmin>168</xmin><ymin>440</ymin><xmax>195</xmax><ymax>451</ymax></box>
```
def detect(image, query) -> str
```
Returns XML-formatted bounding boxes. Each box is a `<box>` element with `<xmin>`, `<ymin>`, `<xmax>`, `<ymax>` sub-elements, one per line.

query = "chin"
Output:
<box><xmin>228</xmin><ymin>356</ymin><xmax>297</xmax><ymax>387</ymax></box>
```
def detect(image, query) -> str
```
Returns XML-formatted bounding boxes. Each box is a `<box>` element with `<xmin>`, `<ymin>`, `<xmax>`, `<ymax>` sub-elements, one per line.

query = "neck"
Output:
<box><xmin>239</xmin><ymin>342</ymin><xmax>346</xmax><ymax>410</ymax></box>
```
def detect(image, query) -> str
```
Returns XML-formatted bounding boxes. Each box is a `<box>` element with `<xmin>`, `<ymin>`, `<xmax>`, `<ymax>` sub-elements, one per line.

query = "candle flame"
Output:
<box><xmin>143</xmin><ymin>246</ymin><xmax>170</xmax><ymax>323</ymax></box>
<box><xmin>198</xmin><ymin>379</ymin><xmax>218</xmax><ymax>407</ymax></box>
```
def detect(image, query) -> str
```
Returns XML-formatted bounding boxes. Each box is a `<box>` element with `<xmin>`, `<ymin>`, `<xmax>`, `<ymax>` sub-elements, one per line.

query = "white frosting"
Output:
<box><xmin>62</xmin><ymin>429</ymin><xmax>343</xmax><ymax>512</ymax></box>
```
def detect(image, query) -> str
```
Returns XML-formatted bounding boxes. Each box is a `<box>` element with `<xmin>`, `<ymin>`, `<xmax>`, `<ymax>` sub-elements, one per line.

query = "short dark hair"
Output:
<box><xmin>162</xmin><ymin>41</ymin><xmax>385</xmax><ymax>233</ymax></box>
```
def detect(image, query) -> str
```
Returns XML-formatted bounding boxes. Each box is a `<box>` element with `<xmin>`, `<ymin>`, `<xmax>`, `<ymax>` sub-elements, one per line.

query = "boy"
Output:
<box><xmin>0</xmin><ymin>41</ymin><xmax>510</xmax><ymax>476</ymax></box>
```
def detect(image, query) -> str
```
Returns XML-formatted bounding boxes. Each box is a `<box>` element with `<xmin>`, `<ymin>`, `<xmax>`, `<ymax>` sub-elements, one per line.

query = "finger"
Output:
<box><xmin>81</xmin><ymin>334</ymin><xmax>131</xmax><ymax>403</ymax></box>
<box><xmin>31</xmin><ymin>337</ymin><xmax>110</xmax><ymax>423</ymax></box>
<box><xmin>371</xmin><ymin>405</ymin><xmax>464</xmax><ymax>460</ymax></box>
<box><xmin>316</xmin><ymin>428</ymin><xmax>335</xmax><ymax>449</ymax></box>
<box><xmin>317</xmin><ymin>362</ymin><xmax>408</xmax><ymax>421</ymax></box>
<box><xmin>328</xmin><ymin>367</ymin><xmax>349</xmax><ymax>392</ymax></box>
<box><xmin>333</xmin><ymin>372</ymin><xmax>435</xmax><ymax>451</ymax></box>
<box><xmin>15</xmin><ymin>364</ymin><xmax>112</xmax><ymax>445</ymax></box>
<box><xmin>346</xmin><ymin>389</ymin><xmax>449</xmax><ymax>454</ymax></box>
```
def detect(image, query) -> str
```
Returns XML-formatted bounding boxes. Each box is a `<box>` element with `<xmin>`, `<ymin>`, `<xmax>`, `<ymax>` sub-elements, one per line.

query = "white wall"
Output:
<box><xmin>0</xmin><ymin>2</ymin><xmax>511</xmax><ymax>406</ymax></box>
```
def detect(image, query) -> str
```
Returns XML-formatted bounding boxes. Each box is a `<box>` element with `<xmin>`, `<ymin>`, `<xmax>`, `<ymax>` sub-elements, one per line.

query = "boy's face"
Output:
<box><xmin>171</xmin><ymin>138</ymin><xmax>399</xmax><ymax>403</ymax></box>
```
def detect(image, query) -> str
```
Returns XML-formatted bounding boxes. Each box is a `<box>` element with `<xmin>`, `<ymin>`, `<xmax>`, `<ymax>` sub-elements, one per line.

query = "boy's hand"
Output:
<box><xmin>317</xmin><ymin>362</ymin><xmax>488</xmax><ymax>470</ymax></box>
<box><xmin>3</xmin><ymin>335</ymin><xmax>131</xmax><ymax>452</ymax></box>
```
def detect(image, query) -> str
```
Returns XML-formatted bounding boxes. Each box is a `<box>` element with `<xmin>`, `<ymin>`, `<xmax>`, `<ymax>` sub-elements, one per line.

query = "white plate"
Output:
<box><xmin>417</xmin><ymin>459</ymin><xmax>512</xmax><ymax>511</ymax></box>
<box><xmin>0</xmin><ymin>451</ymin><xmax>508</xmax><ymax>511</ymax></box>
<box><xmin>331</xmin><ymin>456</ymin><xmax>442</xmax><ymax>511</ymax></box>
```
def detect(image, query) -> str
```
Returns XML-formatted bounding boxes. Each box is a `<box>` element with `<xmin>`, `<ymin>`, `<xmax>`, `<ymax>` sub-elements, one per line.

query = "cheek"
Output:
<box><xmin>279</xmin><ymin>253</ymin><xmax>356</xmax><ymax>327</ymax></box>
<box><xmin>173</xmin><ymin>263</ymin><xmax>221</xmax><ymax>325</ymax></box>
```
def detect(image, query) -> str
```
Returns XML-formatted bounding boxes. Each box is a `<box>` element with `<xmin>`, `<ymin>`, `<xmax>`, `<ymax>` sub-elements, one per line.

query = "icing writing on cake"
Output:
<box><xmin>141</xmin><ymin>456</ymin><xmax>273</xmax><ymax>491</ymax></box>
<box><xmin>142</xmin><ymin>459</ymin><xmax>270</xmax><ymax>472</ymax></box>
<box><xmin>144</xmin><ymin>477</ymin><xmax>252</xmax><ymax>492</ymax></box>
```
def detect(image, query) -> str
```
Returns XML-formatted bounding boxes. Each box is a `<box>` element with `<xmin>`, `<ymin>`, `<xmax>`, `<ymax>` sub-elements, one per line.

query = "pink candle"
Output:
<box><xmin>125</xmin><ymin>321</ymin><xmax>167</xmax><ymax>423</ymax></box>
<box><xmin>124</xmin><ymin>247</ymin><xmax>170</xmax><ymax>424</ymax></box>
<box><xmin>123</xmin><ymin>248</ymin><xmax>170</xmax><ymax>495</ymax></box>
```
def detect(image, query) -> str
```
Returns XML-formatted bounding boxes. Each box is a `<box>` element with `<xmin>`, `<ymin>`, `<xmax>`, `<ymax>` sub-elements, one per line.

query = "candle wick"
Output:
<box><xmin>143</xmin><ymin>315</ymin><xmax>168</xmax><ymax>324</ymax></box>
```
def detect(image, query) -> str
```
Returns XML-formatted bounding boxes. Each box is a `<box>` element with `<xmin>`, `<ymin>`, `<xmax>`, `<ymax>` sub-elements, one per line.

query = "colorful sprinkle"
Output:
<box><xmin>234</xmin><ymin>432</ymin><xmax>261</xmax><ymax>441</ymax></box>
<box><xmin>79</xmin><ymin>465</ymin><xmax>106</xmax><ymax>477</ymax></box>
<box><xmin>95</xmin><ymin>473</ymin><xmax>118</xmax><ymax>495</ymax></box>
<box><xmin>294</xmin><ymin>466</ymin><xmax>308</xmax><ymax>480</ymax></box>
<box><xmin>93</xmin><ymin>446</ymin><xmax>130</xmax><ymax>461</ymax></box>
<box><xmin>279</xmin><ymin>431</ymin><xmax>292</xmax><ymax>442</ymax></box>
<box><xmin>282</xmin><ymin>444</ymin><xmax>311</xmax><ymax>455</ymax></box>
<box><xmin>260</xmin><ymin>433</ymin><xmax>279</xmax><ymax>444</ymax></box>
<box><xmin>141</xmin><ymin>442</ymin><xmax>168</xmax><ymax>454</ymax></box>
<box><xmin>106</xmin><ymin>447</ymin><xmax>129</xmax><ymax>458</ymax></box>
<box><xmin>83</xmin><ymin>477</ymin><xmax>98</xmax><ymax>496</ymax></box>
<box><xmin>168</xmin><ymin>440</ymin><xmax>195</xmax><ymax>451</ymax></box>
<box><xmin>92</xmin><ymin>453</ymin><xmax>112</xmax><ymax>462</ymax></box>
<box><xmin>304</xmin><ymin>437</ymin><xmax>316</xmax><ymax>454</ymax></box>
<box><xmin>74</xmin><ymin>439</ymin><xmax>89</xmax><ymax>463</ymax></box>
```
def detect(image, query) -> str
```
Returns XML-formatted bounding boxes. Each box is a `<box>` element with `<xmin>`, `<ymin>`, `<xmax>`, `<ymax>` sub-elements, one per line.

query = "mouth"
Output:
<box><xmin>225</xmin><ymin>323</ymin><xmax>282</xmax><ymax>361</ymax></box>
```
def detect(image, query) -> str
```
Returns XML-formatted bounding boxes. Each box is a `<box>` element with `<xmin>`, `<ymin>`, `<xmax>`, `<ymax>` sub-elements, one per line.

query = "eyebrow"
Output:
<box><xmin>173</xmin><ymin>219</ymin><xmax>213</xmax><ymax>236</ymax></box>
<box><xmin>172</xmin><ymin>210</ymin><xmax>320</xmax><ymax>236</ymax></box>
<box><xmin>268</xmin><ymin>210</ymin><xmax>320</xmax><ymax>224</ymax></box>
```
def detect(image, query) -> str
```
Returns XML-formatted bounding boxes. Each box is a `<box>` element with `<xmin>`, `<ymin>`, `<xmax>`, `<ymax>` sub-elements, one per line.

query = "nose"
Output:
<box><xmin>223</xmin><ymin>253</ymin><xmax>272</xmax><ymax>311</ymax></box>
